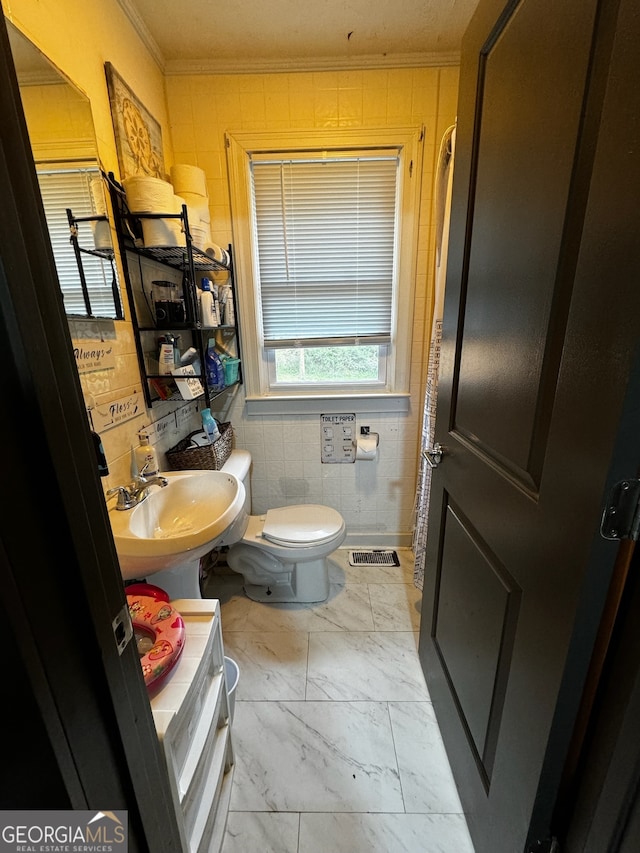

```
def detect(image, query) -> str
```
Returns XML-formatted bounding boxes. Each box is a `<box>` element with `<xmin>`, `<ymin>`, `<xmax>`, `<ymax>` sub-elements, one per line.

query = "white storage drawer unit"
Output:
<box><xmin>150</xmin><ymin>599</ymin><xmax>234</xmax><ymax>853</ymax></box>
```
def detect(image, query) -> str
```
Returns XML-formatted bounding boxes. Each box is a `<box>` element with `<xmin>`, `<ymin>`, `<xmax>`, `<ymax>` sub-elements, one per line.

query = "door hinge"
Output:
<box><xmin>600</xmin><ymin>478</ymin><xmax>640</xmax><ymax>541</ymax></box>
<box><xmin>112</xmin><ymin>602</ymin><xmax>133</xmax><ymax>655</ymax></box>
<box><xmin>527</xmin><ymin>837</ymin><xmax>560</xmax><ymax>853</ymax></box>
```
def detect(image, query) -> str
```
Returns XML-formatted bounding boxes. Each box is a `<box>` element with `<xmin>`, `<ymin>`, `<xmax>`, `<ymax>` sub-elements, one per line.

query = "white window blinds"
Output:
<box><xmin>251</xmin><ymin>152</ymin><xmax>399</xmax><ymax>348</ymax></box>
<box><xmin>36</xmin><ymin>166</ymin><xmax>117</xmax><ymax>318</ymax></box>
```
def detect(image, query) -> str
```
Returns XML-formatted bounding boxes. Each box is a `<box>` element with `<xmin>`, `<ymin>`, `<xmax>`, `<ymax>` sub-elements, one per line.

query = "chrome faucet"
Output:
<box><xmin>107</xmin><ymin>462</ymin><xmax>169</xmax><ymax>510</ymax></box>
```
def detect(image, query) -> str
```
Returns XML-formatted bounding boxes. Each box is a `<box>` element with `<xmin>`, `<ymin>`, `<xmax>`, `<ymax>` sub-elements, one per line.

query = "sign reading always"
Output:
<box><xmin>72</xmin><ymin>340</ymin><xmax>116</xmax><ymax>374</ymax></box>
<box><xmin>0</xmin><ymin>810</ymin><xmax>128</xmax><ymax>852</ymax></box>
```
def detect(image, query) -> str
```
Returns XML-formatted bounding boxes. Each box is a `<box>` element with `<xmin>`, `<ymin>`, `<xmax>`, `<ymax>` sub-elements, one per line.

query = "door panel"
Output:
<box><xmin>418</xmin><ymin>0</ymin><xmax>640</xmax><ymax>851</ymax></box>
<box><xmin>434</xmin><ymin>498</ymin><xmax>521</xmax><ymax>785</ymax></box>
<box><xmin>454</xmin><ymin>0</ymin><xmax>597</xmax><ymax>492</ymax></box>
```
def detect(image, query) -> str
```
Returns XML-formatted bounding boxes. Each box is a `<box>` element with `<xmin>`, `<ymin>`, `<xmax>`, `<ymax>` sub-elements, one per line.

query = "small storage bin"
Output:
<box><xmin>222</xmin><ymin>358</ymin><xmax>240</xmax><ymax>386</ymax></box>
<box><xmin>165</xmin><ymin>422</ymin><xmax>234</xmax><ymax>471</ymax></box>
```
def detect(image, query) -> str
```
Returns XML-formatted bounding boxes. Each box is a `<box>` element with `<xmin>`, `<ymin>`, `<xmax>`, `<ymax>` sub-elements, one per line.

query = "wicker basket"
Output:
<box><xmin>165</xmin><ymin>421</ymin><xmax>234</xmax><ymax>471</ymax></box>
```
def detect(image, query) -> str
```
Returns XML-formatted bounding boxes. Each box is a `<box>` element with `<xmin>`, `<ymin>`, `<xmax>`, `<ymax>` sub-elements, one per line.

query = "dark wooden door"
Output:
<box><xmin>418</xmin><ymin>0</ymin><xmax>640</xmax><ymax>851</ymax></box>
<box><xmin>0</xmin><ymin>15</ymin><xmax>182</xmax><ymax>850</ymax></box>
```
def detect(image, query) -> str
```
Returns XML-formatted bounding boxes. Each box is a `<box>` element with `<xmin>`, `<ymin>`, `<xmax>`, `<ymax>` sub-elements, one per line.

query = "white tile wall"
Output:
<box><xmin>163</xmin><ymin>67</ymin><xmax>458</xmax><ymax>544</ymax></box>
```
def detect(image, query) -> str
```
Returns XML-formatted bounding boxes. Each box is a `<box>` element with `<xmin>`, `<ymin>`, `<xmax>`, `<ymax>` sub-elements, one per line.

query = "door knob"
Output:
<box><xmin>422</xmin><ymin>442</ymin><xmax>446</xmax><ymax>469</ymax></box>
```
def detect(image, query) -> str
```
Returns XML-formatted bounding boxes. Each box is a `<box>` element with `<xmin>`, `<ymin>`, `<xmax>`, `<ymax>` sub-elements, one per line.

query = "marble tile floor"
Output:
<box><xmin>203</xmin><ymin>547</ymin><xmax>476</xmax><ymax>853</ymax></box>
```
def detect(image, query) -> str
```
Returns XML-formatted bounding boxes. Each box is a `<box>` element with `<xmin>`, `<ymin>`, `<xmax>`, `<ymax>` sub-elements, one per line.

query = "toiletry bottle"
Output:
<box><xmin>180</xmin><ymin>346</ymin><xmax>202</xmax><ymax>377</ymax></box>
<box><xmin>205</xmin><ymin>338</ymin><xmax>226</xmax><ymax>392</ymax></box>
<box><xmin>199</xmin><ymin>278</ymin><xmax>217</xmax><ymax>328</ymax></box>
<box><xmin>212</xmin><ymin>284</ymin><xmax>222</xmax><ymax>326</ymax></box>
<box><xmin>158</xmin><ymin>335</ymin><xmax>175</xmax><ymax>375</ymax></box>
<box><xmin>201</xmin><ymin>407</ymin><xmax>221</xmax><ymax>443</ymax></box>
<box><xmin>220</xmin><ymin>284</ymin><xmax>235</xmax><ymax>325</ymax></box>
<box><xmin>134</xmin><ymin>430</ymin><xmax>159</xmax><ymax>476</ymax></box>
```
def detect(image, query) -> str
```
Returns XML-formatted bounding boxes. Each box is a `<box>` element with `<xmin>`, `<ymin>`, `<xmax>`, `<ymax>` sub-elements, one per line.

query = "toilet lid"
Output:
<box><xmin>262</xmin><ymin>505</ymin><xmax>344</xmax><ymax>547</ymax></box>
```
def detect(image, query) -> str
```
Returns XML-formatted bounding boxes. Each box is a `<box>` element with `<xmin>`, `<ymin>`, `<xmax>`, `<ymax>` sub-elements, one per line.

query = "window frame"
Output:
<box><xmin>226</xmin><ymin>126</ymin><xmax>424</xmax><ymax>414</ymax></box>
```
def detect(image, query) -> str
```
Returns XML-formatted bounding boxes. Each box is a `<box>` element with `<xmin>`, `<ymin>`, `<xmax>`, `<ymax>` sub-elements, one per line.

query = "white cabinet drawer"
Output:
<box><xmin>150</xmin><ymin>599</ymin><xmax>234</xmax><ymax>853</ymax></box>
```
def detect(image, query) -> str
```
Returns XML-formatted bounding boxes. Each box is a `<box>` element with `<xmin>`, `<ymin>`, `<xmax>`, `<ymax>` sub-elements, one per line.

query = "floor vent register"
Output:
<box><xmin>348</xmin><ymin>550</ymin><xmax>400</xmax><ymax>567</ymax></box>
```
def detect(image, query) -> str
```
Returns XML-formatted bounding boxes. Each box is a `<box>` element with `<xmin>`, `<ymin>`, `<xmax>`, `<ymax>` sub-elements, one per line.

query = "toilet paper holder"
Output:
<box><xmin>355</xmin><ymin>426</ymin><xmax>379</xmax><ymax>460</ymax></box>
<box><xmin>360</xmin><ymin>426</ymin><xmax>379</xmax><ymax>445</ymax></box>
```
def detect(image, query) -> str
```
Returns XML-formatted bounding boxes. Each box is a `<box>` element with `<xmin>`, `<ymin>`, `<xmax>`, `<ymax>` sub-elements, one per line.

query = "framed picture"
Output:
<box><xmin>105</xmin><ymin>62</ymin><xmax>164</xmax><ymax>180</ymax></box>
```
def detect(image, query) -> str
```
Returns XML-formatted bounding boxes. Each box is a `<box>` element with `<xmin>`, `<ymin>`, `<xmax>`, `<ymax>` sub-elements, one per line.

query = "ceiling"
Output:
<box><xmin>117</xmin><ymin>0</ymin><xmax>481</xmax><ymax>74</ymax></box>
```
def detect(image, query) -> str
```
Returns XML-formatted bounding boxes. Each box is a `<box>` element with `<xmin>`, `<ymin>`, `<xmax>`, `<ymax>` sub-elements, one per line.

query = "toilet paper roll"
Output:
<box><xmin>122</xmin><ymin>176</ymin><xmax>175</xmax><ymax>213</ymax></box>
<box><xmin>169</xmin><ymin>195</ymin><xmax>187</xmax><ymax>246</ymax></box>
<box><xmin>186</xmin><ymin>204</ymin><xmax>211</xmax><ymax>233</ymax></box>
<box><xmin>90</xmin><ymin>177</ymin><xmax>107</xmax><ymax>215</ymax></box>
<box><xmin>170</xmin><ymin>164</ymin><xmax>208</xmax><ymax>197</ymax></box>
<box><xmin>141</xmin><ymin>219</ymin><xmax>173</xmax><ymax>247</ymax></box>
<box><xmin>181</xmin><ymin>193</ymin><xmax>211</xmax><ymax>222</ymax></box>
<box><xmin>137</xmin><ymin>193</ymin><xmax>187</xmax><ymax>248</ymax></box>
<box><xmin>356</xmin><ymin>434</ymin><xmax>379</xmax><ymax>461</ymax></box>
<box><xmin>204</xmin><ymin>242</ymin><xmax>230</xmax><ymax>267</ymax></box>
<box><xmin>91</xmin><ymin>219</ymin><xmax>113</xmax><ymax>250</ymax></box>
<box><xmin>191</xmin><ymin>223</ymin><xmax>208</xmax><ymax>250</ymax></box>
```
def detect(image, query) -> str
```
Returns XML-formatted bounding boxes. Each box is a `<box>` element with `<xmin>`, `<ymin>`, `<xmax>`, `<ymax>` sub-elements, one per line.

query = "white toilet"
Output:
<box><xmin>221</xmin><ymin>449</ymin><xmax>346</xmax><ymax>603</ymax></box>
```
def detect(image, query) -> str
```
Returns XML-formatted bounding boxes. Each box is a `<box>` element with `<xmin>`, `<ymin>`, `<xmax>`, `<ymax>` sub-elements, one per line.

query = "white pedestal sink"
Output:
<box><xmin>109</xmin><ymin>469</ymin><xmax>248</xmax><ymax>600</ymax></box>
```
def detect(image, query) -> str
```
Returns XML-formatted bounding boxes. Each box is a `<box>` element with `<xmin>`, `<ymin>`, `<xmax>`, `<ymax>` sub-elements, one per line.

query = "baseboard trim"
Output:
<box><xmin>342</xmin><ymin>533</ymin><xmax>413</xmax><ymax>549</ymax></box>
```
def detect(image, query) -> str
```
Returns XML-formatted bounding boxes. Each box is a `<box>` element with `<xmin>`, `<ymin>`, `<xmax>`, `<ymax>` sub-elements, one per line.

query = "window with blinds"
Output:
<box><xmin>36</xmin><ymin>166</ymin><xmax>118</xmax><ymax>318</ymax></box>
<box><xmin>226</xmin><ymin>126</ymin><xmax>423</xmax><ymax>405</ymax></box>
<box><xmin>251</xmin><ymin>152</ymin><xmax>399</xmax><ymax>350</ymax></box>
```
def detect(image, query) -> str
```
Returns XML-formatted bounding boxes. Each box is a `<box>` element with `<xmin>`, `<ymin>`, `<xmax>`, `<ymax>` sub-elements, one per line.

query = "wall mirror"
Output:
<box><xmin>6</xmin><ymin>20</ymin><xmax>123</xmax><ymax>320</ymax></box>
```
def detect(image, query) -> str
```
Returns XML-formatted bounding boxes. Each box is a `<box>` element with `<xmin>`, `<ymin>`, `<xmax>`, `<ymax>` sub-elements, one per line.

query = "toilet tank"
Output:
<box><xmin>221</xmin><ymin>449</ymin><xmax>252</xmax><ymax>514</ymax></box>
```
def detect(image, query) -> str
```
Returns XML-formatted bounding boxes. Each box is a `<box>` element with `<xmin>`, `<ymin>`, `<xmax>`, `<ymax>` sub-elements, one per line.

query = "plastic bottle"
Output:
<box><xmin>180</xmin><ymin>346</ymin><xmax>202</xmax><ymax>377</ymax></box>
<box><xmin>220</xmin><ymin>284</ymin><xmax>235</xmax><ymax>325</ymax></box>
<box><xmin>224</xmin><ymin>284</ymin><xmax>236</xmax><ymax>326</ymax></box>
<box><xmin>134</xmin><ymin>430</ymin><xmax>159</xmax><ymax>476</ymax></box>
<box><xmin>201</xmin><ymin>407</ymin><xmax>221</xmax><ymax>443</ymax></box>
<box><xmin>158</xmin><ymin>336</ymin><xmax>175</xmax><ymax>375</ymax></box>
<box><xmin>199</xmin><ymin>278</ymin><xmax>218</xmax><ymax>328</ymax></box>
<box><xmin>205</xmin><ymin>338</ymin><xmax>226</xmax><ymax>392</ymax></box>
<box><xmin>212</xmin><ymin>286</ymin><xmax>222</xmax><ymax>326</ymax></box>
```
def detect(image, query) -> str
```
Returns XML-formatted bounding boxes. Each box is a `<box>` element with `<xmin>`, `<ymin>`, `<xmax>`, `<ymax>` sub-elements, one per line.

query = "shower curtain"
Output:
<box><xmin>413</xmin><ymin>123</ymin><xmax>456</xmax><ymax>590</ymax></box>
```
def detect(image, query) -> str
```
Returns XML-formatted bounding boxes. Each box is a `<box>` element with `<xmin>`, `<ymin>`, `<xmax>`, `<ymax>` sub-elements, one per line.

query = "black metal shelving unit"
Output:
<box><xmin>66</xmin><ymin>207</ymin><xmax>124</xmax><ymax>319</ymax></box>
<box><xmin>106</xmin><ymin>172</ymin><xmax>242</xmax><ymax>408</ymax></box>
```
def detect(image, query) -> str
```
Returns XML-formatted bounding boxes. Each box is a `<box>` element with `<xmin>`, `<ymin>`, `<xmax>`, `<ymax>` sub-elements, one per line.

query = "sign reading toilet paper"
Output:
<box><xmin>321</xmin><ymin>413</ymin><xmax>356</xmax><ymax>463</ymax></box>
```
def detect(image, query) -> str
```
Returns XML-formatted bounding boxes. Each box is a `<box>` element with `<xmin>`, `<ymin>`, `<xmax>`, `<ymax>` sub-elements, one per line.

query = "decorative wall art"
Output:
<box><xmin>105</xmin><ymin>62</ymin><xmax>164</xmax><ymax>180</ymax></box>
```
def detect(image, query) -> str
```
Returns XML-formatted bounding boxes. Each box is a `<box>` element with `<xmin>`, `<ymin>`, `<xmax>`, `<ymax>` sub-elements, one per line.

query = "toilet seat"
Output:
<box><xmin>262</xmin><ymin>504</ymin><xmax>344</xmax><ymax>547</ymax></box>
<box><xmin>127</xmin><ymin>590</ymin><xmax>186</xmax><ymax>692</ymax></box>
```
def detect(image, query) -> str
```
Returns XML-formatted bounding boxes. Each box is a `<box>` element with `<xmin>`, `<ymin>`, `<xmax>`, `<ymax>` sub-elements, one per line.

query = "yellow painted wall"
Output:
<box><xmin>165</xmin><ymin>68</ymin><xmax>458</xmax><ymax>538</ymax></box>
<box><xmin>19</xmin><ymin>82</ymin><xmax>95</xmax><ymax>154</ymax></box>
<box><xmin>2</xmin><ymin>0</ymin><xmax>176</xmax><ymax>489</ymax></box>
<box><xmin>2</xmin><ymin>0</ymin><xmax>171</xmax><ymax>173</ymax></box>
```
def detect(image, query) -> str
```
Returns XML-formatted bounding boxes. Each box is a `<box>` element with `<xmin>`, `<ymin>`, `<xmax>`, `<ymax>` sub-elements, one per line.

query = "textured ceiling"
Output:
<box><xmin>119</xmin><ymin>0</ymin><xmax>480</xmax><ymax>73</ymax></box>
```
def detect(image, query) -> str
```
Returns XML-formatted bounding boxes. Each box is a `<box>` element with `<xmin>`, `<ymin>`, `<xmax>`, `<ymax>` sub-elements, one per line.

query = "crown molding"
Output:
<box><xmin>114</xmin><ymin>0</ymin><xmax>459</xmax><ymax>77</ymax></box>
<box><xmin>115</xmin><ymin>0</ymin><xmax>166</xmax><ymax>71</ymax></box>
<box><xmin>164</xmin><ymin>51</ymin><xmax>461</xmax><ymax>76</ymax></box>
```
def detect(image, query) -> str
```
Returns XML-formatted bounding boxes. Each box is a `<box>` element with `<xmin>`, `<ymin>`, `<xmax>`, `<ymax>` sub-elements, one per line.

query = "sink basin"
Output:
<box><xmin>109</xmin><ymin>469</ymin><xmax>248</xmax><ymax>581</ymax></box>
